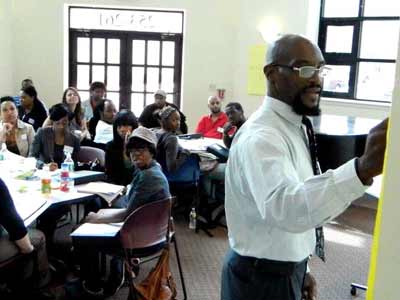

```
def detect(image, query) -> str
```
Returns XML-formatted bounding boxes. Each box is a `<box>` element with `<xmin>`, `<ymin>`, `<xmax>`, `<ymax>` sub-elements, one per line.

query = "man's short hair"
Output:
<box><xmin>89</xmin><ymin>81</ymin><xmax>106</xmax><ymax>92</ymax></box>
<box><xmin>225</xmin><ymin>102</ymin><xmax>243</xmax><ymax>113</ymax></box>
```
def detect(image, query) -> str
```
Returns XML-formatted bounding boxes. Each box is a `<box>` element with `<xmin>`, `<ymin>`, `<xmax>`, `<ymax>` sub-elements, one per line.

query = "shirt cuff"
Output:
<box><xmin>333</xmin><ymin>158</ymin><xmax>368</xmax><ymax>204</ymax></box>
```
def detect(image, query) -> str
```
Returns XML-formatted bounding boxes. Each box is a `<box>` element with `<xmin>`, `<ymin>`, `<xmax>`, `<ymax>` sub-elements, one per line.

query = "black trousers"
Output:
<box><xmin>221</xmin><ymin>249</ymin><xmax>307</xmax><ymax>300</ymax></box>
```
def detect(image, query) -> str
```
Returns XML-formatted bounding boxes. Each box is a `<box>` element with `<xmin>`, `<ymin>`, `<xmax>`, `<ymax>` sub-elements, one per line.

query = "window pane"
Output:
<box><xmin>360</xmin><ymin>21</ymin><xmax>400</xmax><ymax>60</ymax></box>
<box><xmin>325</xmin><ymin>26</ymin><xmax>353</xmax><ymax>53</ymax></box>
<box><xmin>162</xmin><ymin>41</ymin><xmax>175</xmax><ymax>66</ymax></box>
<box><xmin>77</xmin><ymin>37</ymin><xmax>89</xmax><ymax>62</ymax></box>
<box><xmin>364</xmin><ymin>0</ymin><xmax>400</xmax><ymax>17</ymax></box>
<box><xmin>147</xmin><ymin>41</ymin><xmax>160</xmax><ymax>65</ymax></box>
<box><xmin>78</xmin><ymin>90</ymin><xmax>89</xmax><ymax>102</ymax></box>
<box><xmin>161</xmin><ymin>68</ymin><xmax>174</xmax><ymax>93</ymax></box>
<box><xmin>92</xmin><ymin>38</ymin><xmax>105</xmax><ymax>63</ymax></box>
<box><xmin>107</xmin><ymin>92</ymin><xmax>120</xmax><ymax>109</ymax></box>
<box><xmin>323</xmin><ymin>65</ymin><xmax>350</xmax><ymax>93</ymax></box>
<box><xmin>92</xmin><ymin>65</ymin><xmax>105</xmax><ymax>83</ymax></box>
<box><xmin>323</xmin><ymin>0</ymin><xmax>359</xmax><ymax>18</ymax></box>
<box><xmin>146</xmin><ymin>67</ymin><xmax>159</xmax><ymax>92</ymax></box>
<box><xmin>77</xmin><ymin>65</ymin><xmax>89</xmax><ymax>89</ymax></box>
<box><xmin>107</xmin><ymin>39</ymin><xmax>120</xmax><ymax>64</ymax></box>
<box><xmin>356</xmin><ymin>62</ymin><xmax>396</xmax><ymax>102</ymax></box>
<box><xmin>132</xmin><ymin>40</ymin><xmax>145</xmax><ymax>65</ymax></box>
<box><xmin>131</xmin><ymin>93</ymin><xmax>144</xmax><ymax>117</ymax></box>
<box><xmin>132</xmin><ymin>67</ymin><xmax>145</xmax><ymax>92</ymax></box>
<box><xmin>107</xmin><ymin>66</ymin><xmax>119</xmax><ymax>91</ymax></box>
<box><xmin>146</xmin><ymin>93</ymin><xmax>155</xmax><ymax>106</ymax></box>
<box><xmin>166</xmin><ymin>94</ymin><xmax>174</xmax><ymax>104</ymax></box>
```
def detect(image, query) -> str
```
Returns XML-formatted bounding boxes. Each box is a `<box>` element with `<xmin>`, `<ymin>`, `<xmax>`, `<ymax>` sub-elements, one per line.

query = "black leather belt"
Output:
<box><xmin>231</xmin><ymin>250</ymin><xmax>307</xmax><ymax>276</ymax></box>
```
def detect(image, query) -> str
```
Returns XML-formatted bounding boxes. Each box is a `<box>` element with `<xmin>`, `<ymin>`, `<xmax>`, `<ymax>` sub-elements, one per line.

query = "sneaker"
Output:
<box><xmin>104</xmin><ymin>260</ymin><xmax>125</xmax><ymax>296</ymax></box>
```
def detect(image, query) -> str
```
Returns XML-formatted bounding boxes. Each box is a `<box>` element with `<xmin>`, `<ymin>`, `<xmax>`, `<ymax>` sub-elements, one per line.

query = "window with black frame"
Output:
<box><xmin>318</xmin><ymin>0</ymin><xmax>399</xmax><ymax>103</ymax></box>
<box><xmin>68</xmin><ymin>6</ymin><xmax>184</xmax><ymax>116</ymax></box>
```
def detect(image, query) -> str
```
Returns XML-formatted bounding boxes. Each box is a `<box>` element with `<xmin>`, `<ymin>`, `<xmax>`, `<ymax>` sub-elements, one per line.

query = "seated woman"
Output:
<box><xmin>42</xmin><ymin>87</ymin><xmax>91</xmax><ymax>141</ymax></box>
<box><xmin>18</xmin><ymin>86</ymin><xmax>48</xmax><ymax>131</ymax></box>
<box><xmin>0</xmin><ymin>178</ymin><xmax>50</xmax><ymax>295</ymax></box>
<box><xmin>76</xmin><ymin>127</ymin><xmax>170</xmax><ymax>297</ymax></box>
<box><xmin>105</xmin><ymin>109</ymin><xmax>138</xmax><ymax>186</ymax></box>
<box><xmin>30</xmin><ymin>103</ymin><xmax>80</xmax><ymax>171</ymax></box>
<box><xmin>0</xmin><ymin>96</ymin><xmax>35</xmax><ymax>157</ymax></box>
<box><xmin>155</xmin><ymin>106</ymin><xmax>190</xmax><ymax>175</ymax></box>
<box><xmin>87</xmin><ymin>99</ymin><xmax>117</xmax><ymax>150</ymax></box>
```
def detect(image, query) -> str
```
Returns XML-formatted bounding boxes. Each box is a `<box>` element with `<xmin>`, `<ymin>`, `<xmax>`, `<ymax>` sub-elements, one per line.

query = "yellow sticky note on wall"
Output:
<box><xmin>248</xmin><ymin>45</ymin><xmax>267</xmax><ymax>96</ymax></box>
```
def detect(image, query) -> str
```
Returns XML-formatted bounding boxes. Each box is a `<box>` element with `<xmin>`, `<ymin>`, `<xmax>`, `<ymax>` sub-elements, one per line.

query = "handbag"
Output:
<box><xmin>134</xmin><ymin>248</ymin><xmax>177</xmax><ymax>300</ymax></box>
<box><xmin>206</xmin><ymin>143</ymin><xmax>229</xmax><ymax>163</ymax></box>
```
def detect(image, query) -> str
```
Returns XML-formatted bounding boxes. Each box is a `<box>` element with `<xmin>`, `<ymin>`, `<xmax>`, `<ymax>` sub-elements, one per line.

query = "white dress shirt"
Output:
<box><xmin>225</xmin><ymin>96</ymin><xmax>367</xmax><ymax>262</ymax></box>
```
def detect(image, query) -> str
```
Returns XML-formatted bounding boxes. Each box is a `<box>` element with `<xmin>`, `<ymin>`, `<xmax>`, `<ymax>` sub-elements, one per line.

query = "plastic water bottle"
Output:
<box><xmin>0</xmin><ymin>143</ymin><xmax>7</xmax><ymax>161</ymax></box>
<box><xmin>41</xmin><ymin>165</ymin><xmax>51</xmax><ymax>195</ymax></box>
<box><xmin>64</xmin><ymin>151</ymin><xmax>74</xmax><ymax>172</ymax></box>
<box><xmin>189</xmin><ymin>207</ymin><xmax>197</xmax><ymax>230</ymax></box>
<box><xmin>60</xmin><ymin>163</ymin><xmax>70</xmax><ymax>192</ymax></box>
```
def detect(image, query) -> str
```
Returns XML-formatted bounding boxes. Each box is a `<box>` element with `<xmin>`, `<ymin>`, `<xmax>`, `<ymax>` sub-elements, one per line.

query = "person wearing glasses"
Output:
<box><xmin>76</xmin><ymin>127</ymin><xmax>170</xmax><ymax>297</ymax></box>
<box><xmin>221</xmin><ymin>34</ymin><xmax>388</xmax><ymax>300</ymax></box>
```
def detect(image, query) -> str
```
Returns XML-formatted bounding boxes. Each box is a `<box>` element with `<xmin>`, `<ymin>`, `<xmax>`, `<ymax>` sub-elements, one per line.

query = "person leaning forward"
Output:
<box><xmin>220</xmin><ymin>34</ymin><xmax>388</xmax><ymax>300</ymax></box>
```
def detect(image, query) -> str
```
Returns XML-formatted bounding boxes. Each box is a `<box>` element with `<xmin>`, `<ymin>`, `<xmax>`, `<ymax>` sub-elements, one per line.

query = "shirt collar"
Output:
<box><xmin>208</xmin><ymin>112</ymin><xmax>224</xmax><ymax>120</ymax></box>
<box><xmin>263</xmin><ymin>96</ymin><xmax>303</xmax><ymax>128</ymax></box>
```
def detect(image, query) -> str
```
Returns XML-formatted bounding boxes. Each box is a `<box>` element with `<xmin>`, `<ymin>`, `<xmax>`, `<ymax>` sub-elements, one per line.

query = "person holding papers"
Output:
<box><xmin>30</xmin><ymin>103</ymin><xmax>80</xmax><ymax>170</ymax></box>
<box><xmin>0</xmin><ymin>178</ymin><xmax>51</xmax><ymax>297</ymax></box>
<box><xmin>74</xmin><ymin>127</ymin><xmax>170</xmax><ymax>297</ymax></box>
<box><xmin>88</xmin><ymin>99</ymin><xmax>117</xmax><ymax>150</ymax></box>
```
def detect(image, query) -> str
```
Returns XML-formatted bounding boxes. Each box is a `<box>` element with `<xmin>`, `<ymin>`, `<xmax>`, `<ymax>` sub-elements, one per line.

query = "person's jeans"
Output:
<box><xmin>221</xmin><ymin>248</ymin><xmax>307</xmax><ymax>300</ymax></box>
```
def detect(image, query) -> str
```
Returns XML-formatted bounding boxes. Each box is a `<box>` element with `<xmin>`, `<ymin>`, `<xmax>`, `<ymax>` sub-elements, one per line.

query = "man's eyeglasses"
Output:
<box><xmin>272</xmin><ymin>64</ymin><xmax>331</xmax><ymax>78</ymax></box>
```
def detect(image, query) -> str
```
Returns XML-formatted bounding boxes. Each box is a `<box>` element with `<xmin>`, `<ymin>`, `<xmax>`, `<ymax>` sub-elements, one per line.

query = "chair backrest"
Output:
<box><xmin>165</xmin><ymin>154</ymin><xmax>200</xmax><ymax>184</ymax></box>
<box><xmin>120</xmin><ymin>198</ymin><xmax>172</xmax><ymax>250</ymax></box>
<box><xmin>77</xmin><ymin>146</ymin><xmax>106</xmax><ymax>167</ymax></box>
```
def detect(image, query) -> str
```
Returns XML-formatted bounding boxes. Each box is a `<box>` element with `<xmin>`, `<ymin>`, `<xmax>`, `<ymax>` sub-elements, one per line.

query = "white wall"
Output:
<box><xmin>232</xmin><ymin>0</ymin><xmax>317</xmax><ymax>115</ymax></box>
<box><xmin>10</xmin><ymin>0</ymin><xmax>239</xmax><ymax>131</ymax></box>
<box><xmin>0</xmin><ymin>0</ymin><xmax>14</xmax><ymax>95</ymax></box>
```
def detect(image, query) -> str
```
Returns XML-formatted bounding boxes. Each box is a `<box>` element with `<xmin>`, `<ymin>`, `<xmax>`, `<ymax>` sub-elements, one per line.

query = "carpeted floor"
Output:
<box><xmin>42</xmin><ymin>195</ymin><xmax>376</xmax><ymax>300</ymax></box>
<box><xmin>105</xmin><ymin>198</ymin><xmax>377</xmax><ymax>300</ymax></box>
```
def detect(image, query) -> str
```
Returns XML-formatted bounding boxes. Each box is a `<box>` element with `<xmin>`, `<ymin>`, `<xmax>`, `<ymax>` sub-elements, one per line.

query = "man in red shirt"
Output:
<box><xmin>195</xmin><ymin>96</ymin><xmax>228</xmax><ymax>139</ymax></box>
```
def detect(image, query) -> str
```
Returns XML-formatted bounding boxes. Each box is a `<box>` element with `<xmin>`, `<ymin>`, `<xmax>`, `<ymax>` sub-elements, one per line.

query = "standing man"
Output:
<box><xmin>195</xmin><ymin>96</ymin><xmax>228</xmax><ymax>139</ymax></box>
<box><xmin>138</xmin><ymin>89</ymin><xmax>188</xmax><ymax>134</ymax></box>
<box><xmin>82</xmin><ymin>81</ymin><xmax>106</xmax><ymax>121</ymax></box>
<box><xmin>221</xmin><ymin>34</ymin><xmax>387</xmax><ymax>300</ymax></box>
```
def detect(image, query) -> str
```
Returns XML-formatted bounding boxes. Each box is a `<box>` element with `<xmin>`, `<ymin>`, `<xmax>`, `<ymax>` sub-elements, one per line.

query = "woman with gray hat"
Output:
<box><xmin>76</xmin><ymin>127</ymin><xmax>171</xmax><ymax>297</ymax></box>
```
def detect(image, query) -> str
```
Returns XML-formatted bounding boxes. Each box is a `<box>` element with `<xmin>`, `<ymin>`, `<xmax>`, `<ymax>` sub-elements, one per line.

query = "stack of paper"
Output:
<box><xmin>71</xmin><ymin>222</ymin><xmax>123</xmax><ymax>237</ymax></box>
<box><xmin>77</xmin><ymin>182</ymin><xmax>125</xmax><ymax>205</ymax></box>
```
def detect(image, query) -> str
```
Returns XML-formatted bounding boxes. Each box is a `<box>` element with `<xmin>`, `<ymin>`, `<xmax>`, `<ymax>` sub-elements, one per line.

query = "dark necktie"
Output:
<box><xmin>302</xmin><ymin>116</ymin><xmax>325</xmax><ymax>262</ymax></box>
